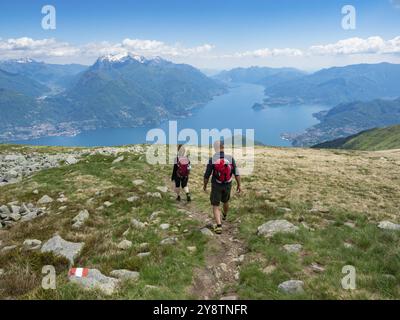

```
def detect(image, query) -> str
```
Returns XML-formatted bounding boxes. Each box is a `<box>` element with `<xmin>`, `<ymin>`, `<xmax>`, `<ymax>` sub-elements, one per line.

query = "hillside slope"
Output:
<box><xmin>312</xmin><ymin>125</ymin><xmax>400</xmax><ymax>151</ymax></box>
<box><xmin>0</xmin><ymin>145</ymin><xmax>399</xmax><ymax>300</ymax></box>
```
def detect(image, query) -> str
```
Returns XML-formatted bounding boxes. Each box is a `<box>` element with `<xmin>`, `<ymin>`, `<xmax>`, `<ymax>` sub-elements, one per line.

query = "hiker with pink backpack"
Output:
<box><xmin>203</xmin><ymin>140</ymin><xmax>241</xmax><ymax>234</ymax></box>
<box><xmin>171</xmin><ymin>144</ymin><xmax>192</xmax><ymax>202</ymax></box>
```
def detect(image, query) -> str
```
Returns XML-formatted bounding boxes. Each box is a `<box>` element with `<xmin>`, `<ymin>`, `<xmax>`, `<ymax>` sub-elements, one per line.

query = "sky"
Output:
<box><xmin>0</xmin><ymin>0</ymin><xmax>400</xmax><ymax>70</ymax></box>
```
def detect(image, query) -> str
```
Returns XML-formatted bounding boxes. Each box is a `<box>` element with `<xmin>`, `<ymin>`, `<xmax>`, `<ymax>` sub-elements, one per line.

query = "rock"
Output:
<box><xmin>187</xmin><ymin>246</ymin><xmax>197</xmax><ymax>253</ymax></box>
<box><xmin>344</xmin><ymin>222</ymin><xmax>356</xmax><ymax>228</ymax></box>
<box><xmin>377</xmin><ymin>221</ymin><xmax>400</xmax><ymax>231</ymax></box>
<box><xmin>117</xmin><ymin>240</ymin><xmax>132</xmax><ymax>250</ymax></box>
<box><xmin>156</xmin><ymin>186</ymin><xmax>168</xmax><ymax>193</ymax></box>
<box><xmin>72</xmin><ymin>210</ymin><xmax>90</xmax><ymax>229</ymax></box>
<box><xmin>127</xmin><ymin>196</ymin><xmax>139</xmax><ymax>202</ymax></box>
<box><xmin>37</xmin><ymin>195</ymin><xmax>53</xmax><ymax>205</ymax></box>
<box><xmin>41</xmin><ymin>235</ymin><xmax>84</xmax><ymax>265</ymax></box>
<box><xmin>220</xmin><ymin>295</ymin><xmax>238</xmax><ymax>300</ymax></box>
<box><xmin>219</xmin><ymin>263</ymin><xmax>228</xmax><ymax>272</ymax></box>
<box><xmin>33</xmin><ymin>189</ymin><xmax>39</xmax><ymax>195</ymax></box>
<box><xmin>137</xmin><ymin>252</ymin><xmax>151</xmax><ymax>258</ymax></box>
<box><xmin>344</xmin><ymin>242</ymin><xmax>353</xmax><ymax>248</ymax></box>
<box><xmin>310</xmin><ymin>263</ymin><xmax>325</xmax><ymax>273</ymax></box>
<box><xmin>283</xmin><ymin>244</ymin><xmax>303</xmax><ymax>253</ymax></box>
<box><xmin>149</xmin><ymin>211</ymin><xmax>162</xmax><ymax>220</ymax></box>
<box><xmin>9</xmin><ymin>213</ymin><xmax>21</xmax><ymax>222</ymax></box>
<box><xmin>263</xmin><ymin>265</ymin><xmax>276</xmax><ymax>275</ymax></box>
<box><xmin>112</xmin><ymin>156</ymin><xmax>124</xmax><ymax>164</ymax></box>
<box><xmin>0</xmin><ymin>268</ymin><xmax>4</xmax><ymax>276</ymax></box>
<box><xmin>11</xmin><ymin>205</ymin><xmax>20</xmax><ymax>214</ymax></box>
<box><xmin>146</xmin><ymin>192</ymin><xmax>162</xmax><ymax>199</ymax></box>
<box><xmin>257</xmin><ymin>220</ymin><xmax>299</xmax><ymax>237</ymax></box>
<box><xmin>277</xmin><ymin>207</ymin><xmax>292</xmax><ymax>214</ymax></box>
<box><xmin>200</xmin><ymin>228</ymin><xmax>214</xmax><ymax>237</ymax></box>
<box><xmin>65</xmin><ymin>156</ymin><xmax>78</xmax><ymax>165</ymax></box>
<box><xmin>103</xmin><ymin>201</ymin><xmax>113</xmax><ymax>207</ymax></box>
<box><xmin>233</xmin><ymin>255</ymin><xmax>245</xmax><ymax>264</ymax></box>
<box><xmin>1</xmin><ymin>245</ymin><xmax>17</xmax><ymax>253</ymax></box>
<box><xmin>160</xmin><ymin>237</ymin><xmax>178</xmax><ymax>245</ymax></box>
<box><xmin>110</xmin><ymin>269</ymin><xmax>140</xmax><ymax>281</ymax></box>
<box><xmin>0</xmin><ymin>205</ymin><xmax>10</xmax><ymax>215</ymax></box>
<box><xmin>138</xmin><ymin>243</ymin><xmax>149</xmax><ymax>251</ymax></box>
<box><xmin>20</xmin><ymin>211</ymin><xmax>38</xmax><ymax>222</ymax></box>
<box><xmin>68</xmin><ymin>269</ymin><xmax>120</xmax><ymax>295</ymax></box>
<box><xmin>132</xmin><ymin>179</ymin><xmax>145</xmax><ymax>186</ymax></box>
<box><xmin>160</xmin><ymin>223</ymin><xmax>170</xmax><ymax>230</ymax></box>
<box><xmin>23</xmin><ymin>239</ymin><xmax>42</xmax><ymax>251</ymax></box>
<box><xmin>131</xmin><ymin>218</ymin><xmax>146</xmax><ymax>229</ymax></box>
<box><xmin>278</xmin><ymin>280</ymin><xmax>304</xmax><ymax>294</ymax></box>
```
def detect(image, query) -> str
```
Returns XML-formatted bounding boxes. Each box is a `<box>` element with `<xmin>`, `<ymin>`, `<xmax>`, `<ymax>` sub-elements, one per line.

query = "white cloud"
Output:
<box><xmin>227</xmin><ymin>47</ymin><xmax>303</xmax><ymax>58</ymax></box>
<box><xmin>310</xmin><ymin>36</ymin><xmax>400</xmax><ymax>55</ymax></box>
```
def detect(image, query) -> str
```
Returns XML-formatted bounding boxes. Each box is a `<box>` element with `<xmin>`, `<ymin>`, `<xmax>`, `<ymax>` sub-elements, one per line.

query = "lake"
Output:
<box><xmin>13</xmin><ymin>83</ymin><xmax>326</xmax><ymax>147</ymax></box>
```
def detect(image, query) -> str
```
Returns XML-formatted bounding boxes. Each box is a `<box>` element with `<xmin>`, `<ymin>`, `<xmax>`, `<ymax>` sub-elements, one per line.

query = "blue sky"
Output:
<box><xmin>0</xmin><ymin>0</ymin><xmax>400</xmax><ymax>70</ymax></box>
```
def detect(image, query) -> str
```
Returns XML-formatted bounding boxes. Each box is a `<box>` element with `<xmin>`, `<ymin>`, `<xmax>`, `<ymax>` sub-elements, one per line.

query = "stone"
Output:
<box><xmin>37</xmin><ymin>195</ymin><xmax>54</xmax><ymax>205</ymax></box>
<box><xmin>68</xmin><ymin>268</ymin><xmax>120</xmax><ymax>295</ymax></box>
<box><xmin>132</xmin><ymin>179</ymin><xmax>145</xmax><ymax>186</ymax></box>
<box><xmin>160</xmin><ymin>223</ymin><xmax>170</xmax><ymax>230</ymax></box>
<box><xmin>220</xmin><ymin>296</ymin><xmax>238</xmax><ymax>300</ymax></box>
<box><xmin>137</xmin><ymin>252</ymin><xmax>151</xmax><ymax>258</ymax></box>
<box><xmin>146</xmin><ymin>192</ymin><xmax>162</xmax><ymax>199</ymax></box>
<box><xmin>160</xmin><ymin>237</ymin><xmax>178</xmax><ymax>245</ymax></box>
<box><xmin>127</xmin><ymin>196</ymin><xmax>140</xmax><ymax>203</ymax></box>
<box><xmin>263</xmin><ymin>265</ymin><xmax>276</xmax><ymax>275</ymax></box>
<box><xmin>149</xmin><ymin>211</ymin><xmax>162</xmax><ymax>220</ymax></box>
<box><xmin>11</xmin><ymin>205</ymin><xmax>20</xmax><ymax>214</ymax></box>
<box><xmin>20</xmin><ymin>211</ymin><xmax>38</xmax><ymax>222</ymax></box>
<box><xmin>41</xmin><ymin>235</ymin><xmax>84</xmax><ymax>265</ymax></box>
<box><xmin>1</xmin><ymin>245</ymin><xmax>17</xmax><ymax>253</ymax></box>
<box><xmin>65</xmin><ymin>156</ymin><xmax>78</xmax><ymax>165</ymax></box>
<box><xmin>310</xmin><ymin>263</ymin><xmax>325</xmax><ymax>273</ymax></box>
<box><xmin>72</xmin><ymin>210</ymin><xmax>90</xmax><ymax>229</ymax></box>
<box><xmin>138</xmin><ymin>243</ymin><xmax>149</xmax><ymax>251</ymax></box>
<box><xmin>278</xmin><ymin>280</ymin><xmax>305</xmax><ymax>294</ymax></box>
<box><xmin>0</xmin><ymin>205</ymin><xmax>10</xmax><ymax>215</ymax></box>
<box><xmin>377</xmin><ymin>221</ymin><xmax>400</xmax><ymax>231</ymax></box>
<box><xmin>344</xmin><ymin>242</ymin><xmax>353</xmax><ymax>248</ymax></box>
<box><xmin>33</xmin><ymin>189</ymin><xmax>39</xmax><ymax>195</ymax></box>
<box><xmin>283</xmin><ymin>244</ymin><xmax>303</xmax><ymax>253</ymax></box>
<box><xmin>257</xmin><ymin>220</ymin><xmax>299</xmax><ymax>237</ymax></box>
<box><xmin>117</xmin><ymin>240</ymin><xmax>132</xmax><ymax>250</ymax></box>
<box><xmin>344</xmin><ymin>222</ymin><xmax>356</xmax><ymax>228</ymax></box>
<box><xmin>23</xmin><ymin>239</ymin><xmax>42</xmax><ymax>251</ymax></box>
<box><xmin>0</xmin><ymin>268</ymin><xmax>4</xmax><ymax>276</ymax></box>
<box><xmin>156</xmin><ymin>186</ymin><xmax>168</xmax><ymax>193</ymax></box>
<box><xmin>112</xmin><ymin>156</ymin><xmax>124</xmax><ymax>164</ymax></box>
<box><xmin>277</xmin><ymin>207</ymin><xmax>292</xmax><ymax>214</ymax></box>
<box><xmin>110</xmin><ymin>269</ymin><xmax>140</xmax><ymax>281</ymax></box>
<box><xmin>131</xmin><ymin>218</ymin><xmax>146</xmax><ymax>229</ymax></box>
<box><xmin>9</xmin><ymin>213</ymin><xmax>21</xmax><ymax>222</ymax></box>
<box><xmin>200</xmin><ymin>228</ymin><xmax>214</xmax><ymax>237</ymax></box>
<box><xmin>187</xmin><ymin>246</ymin><xmax>197</xmax><ymax>253</ymax></box>
<box><xmin>103</xmin><ymin>201</ymin><xmax>113</xmax><ymax>207</ymax></box>
<box><xmin>233</xmin><ymin>255</ymin><xmax>245</xmax><ymax>264</ymax></box>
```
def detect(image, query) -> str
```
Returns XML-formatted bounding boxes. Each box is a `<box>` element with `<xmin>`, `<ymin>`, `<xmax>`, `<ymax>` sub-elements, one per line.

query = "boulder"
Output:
<box><xmin>20</xmin><ymin>211</ymin><xmax>38</xmax><ymax>222</ymax></box>
<box><xmin>37</xmin><ymin>195</ymin><xmax>54</xmax><ymax>205</ymax></box>
<box><xmin>160</xmin><ymin>237</ymin><xmax>178</xmax><ymax>245</ymax></box>
<box><xmin>146</xmin><ymin>192</ymin><xmax>162</xmax><ymax>199</ymax></box>
<box><xmin>65</xmin><ymin>156</ymin><xmax>78</xmax><ymax>165</ymax></box>
<box><xmin>156</xmin><ymin>186</ymin><xmax>168</xmax><ymax>193</ymax></box>
<box><xmin>131</xmin><ymin>218</ymin><xmax>146</xmax><ymax>229</ymax></box>
<box><xmin>377</xmin><ymin>221</ymin><xmax>400</xmax><ymax>231</ymax></box>
<box><xmin>137</xmin><ymin>252</ymin><xmax>151</xmax><ymax>258</ymax></box>
<box><xmin>283</xmin><ymin>244</ymin><xmax>303</xmax><ymax>253</ymax></box>
<box><xmin>160</xmin><ymin>223</ymin><xmax>170</xmax><ymax>230</ymax></box>
<box><xmin>117</xmin><ymin>240</ymin><xmax>132</xmax><ymax>250</ymax></box>
<box><xmin>110</xmin><ymin>269</ymin><xmax>140</xmax><ymax>281</ymax></box>
<box><xmin>9</xmin><ymin>213</ymin><xmax>21</xmax><ymax>222</ymax></box>
<box><xmin>41</xmin><ymin>235</ymin><xmax>84</xmax><ymax>265</ymax></box>
<box><xmin>23</xmin><ymin>239</ymin><xmax>42</xmax><ymax>251</ymax></box>
<box><xmin>257</xmin><ymin>220</ymin><xmax>299</xmax><ymax>237</ymax></box>
<box><xmin>0</xmin><ymin>205</ymin><xmax>10</xmax><ymax>215</ymax></box>
<box><xmin>72</xmin><ymin>210</ymin><xmax>90</xmax><ymax>229</ymax></box>
<box><xmin>68</xmin><ymin>269</ymin><xmax>120</xmax><ymax>295</ymax></box>
<box><xmin>278</xmin><ymin>280</ymin><xmax>304</xmax><ymax>294</ymax></box>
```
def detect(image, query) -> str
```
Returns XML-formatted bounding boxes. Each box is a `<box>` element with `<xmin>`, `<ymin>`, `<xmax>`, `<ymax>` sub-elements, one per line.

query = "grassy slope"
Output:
<box><xmin>0</xmin><ymin>145</ymin><xmax>400</xmax><ymax>299</ymax></box>
<box><xmin>313</xmin><ymin>125</ymin><xmax>400</xmax><ymax>151</ymax></box>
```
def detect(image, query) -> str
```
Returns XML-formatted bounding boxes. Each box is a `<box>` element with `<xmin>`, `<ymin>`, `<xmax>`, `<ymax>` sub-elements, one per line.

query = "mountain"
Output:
<box><xmin>264</xmin><ymin>63</ymin><xmax>400</xmax><ymax>106</ymax></box>
<box><xmin>291</xmin><ymin>98</ymin><xmax>400</xmax><ymax>146</ymax></box>
<box><xmin>0</xmin><ymin>68</ymin><xmax>48</xmax><ymax>97</ymax></box>
<box><xmin>312</xmin><ymin>125</ymin><xmax>400</xmax><ymax>151</ymax></box>
<box><xmin>0</xmin><ymin>54</ymin><xmax>226</xmax><ymax>141</ymax></box>
<box><xmin>214</xmin><ymin>66</ymin><xmax>305</xmax><ymax>85</ymax></box>
<box><xmin>0</xmin><ymin>59</ymin><xmax>87</xmax><ymax>90</ymax></box>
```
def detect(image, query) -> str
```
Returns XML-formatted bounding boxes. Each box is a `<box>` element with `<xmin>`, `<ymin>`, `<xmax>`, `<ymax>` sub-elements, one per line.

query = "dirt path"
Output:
<box><xmin>176</xmin><ymin>200</ymin><xmax>246</xmax><ymax>300</ymax></box>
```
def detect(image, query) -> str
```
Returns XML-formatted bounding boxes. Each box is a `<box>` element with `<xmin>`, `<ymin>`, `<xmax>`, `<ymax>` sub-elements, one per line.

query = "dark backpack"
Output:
<box><xmin>177</xmin><ymin>156</ymin><xmax>190</xmax><ymax>177</ymax></box>
<box><xmin>214</xmin><ymin>158</ymin><xmax>233</xmax><ymax>183</ymax></box>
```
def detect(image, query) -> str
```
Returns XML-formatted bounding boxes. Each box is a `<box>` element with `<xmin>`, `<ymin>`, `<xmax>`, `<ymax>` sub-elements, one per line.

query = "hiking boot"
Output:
<box><xmin>213</xmin><ymin>225</ymin><xmax>222</xmax><ymax>234</ymax></box>
<box><xmin>222</xmin><ymin>211</ymin><xmax>227</xmax><ymax>221</ymax></box>
<box><xmin>176</xmin><ymin>195</ymin><xmax>181</xmax><ymax>202</ymax></box>
<box><xmin>186</xmin><ymin>194</ymin><xmax>191</xmax><ymax>202</ymax></box>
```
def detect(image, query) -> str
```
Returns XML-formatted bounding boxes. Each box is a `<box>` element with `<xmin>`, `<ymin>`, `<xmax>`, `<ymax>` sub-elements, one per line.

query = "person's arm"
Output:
<box><xmin>203</xmin><ymin>159</ymin><xmax>213</xmax><ymax>191</ymax></box>
<box><xmin>232</xmin><ymin>158</ymin><xmax>242</xmax><ymax>193</ymax></box>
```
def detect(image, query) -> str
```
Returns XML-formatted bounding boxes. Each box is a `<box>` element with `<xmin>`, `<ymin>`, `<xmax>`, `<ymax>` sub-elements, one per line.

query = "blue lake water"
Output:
<box><xmin>12</xmin><ymin>83</ymin><xmax>326</xmax><ymax>147</ymax></box>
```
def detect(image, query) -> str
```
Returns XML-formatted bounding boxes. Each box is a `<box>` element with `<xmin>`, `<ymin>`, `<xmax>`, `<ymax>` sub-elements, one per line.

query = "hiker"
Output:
<box><xmin>203</xmin><ymin>140</ymin><xmax>241</xmax><ymax>234</ymax></box>
<box><xmin>171</xmin><ymin>144</ymin><xmax>192</xmax><ymax>202</ymax></box>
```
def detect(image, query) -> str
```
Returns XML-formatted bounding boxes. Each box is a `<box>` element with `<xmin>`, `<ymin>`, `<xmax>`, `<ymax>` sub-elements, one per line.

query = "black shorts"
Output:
<box><xmin>174</xmin><ymin>176</ymin><xmax>188</xmax><ymax>188</ymax></box>
<box><xmin>210</xmin><ymin>182</ymin><xmax>232</xmax><ymax>206</ymax></box>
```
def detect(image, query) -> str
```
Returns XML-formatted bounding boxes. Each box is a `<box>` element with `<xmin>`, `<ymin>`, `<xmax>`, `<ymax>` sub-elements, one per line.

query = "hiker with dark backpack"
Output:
<box><xmin>171</xmin><ymin>144</ymin><xmax>192</xmax><ymax>202</ymax></box>
<box><xmin>203</xmin><ymin>140</ymin><xmax>241</xmax><ymax>234</ymax></box>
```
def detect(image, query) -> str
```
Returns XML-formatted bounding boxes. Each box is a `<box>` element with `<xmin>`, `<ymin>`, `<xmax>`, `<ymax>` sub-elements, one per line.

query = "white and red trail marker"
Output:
<box><xmin>68</xmin><ymin>268</ymin><xmax>89</xmax><ymax>277</ymax></box>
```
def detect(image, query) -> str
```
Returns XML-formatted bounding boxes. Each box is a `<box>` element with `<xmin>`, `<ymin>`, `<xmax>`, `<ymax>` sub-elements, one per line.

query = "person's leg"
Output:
<box><xmin>221</xmin><ymin>183</ymin><xmax>232</xmax><ymax>220</ymax></box>
<box><xmin>213</xmin><ymin>205</ymin><xmax>222</xmax><ymax>225</ymax></box>
<box><xmin>175</xmin><ymin>179</ymin><xmax>181</xmax><ymax>201</ymax></box>
<box><xmin>182</xmin><ymin>178</ymin><xmax>191</xmax><ymax>201</ymax></box>
<box><xmin>210</xmin><ymin>183</ymin><xmax>222</xmax><ymax>234</ymax></box>
<box><xmin>222</xmin><ymin>201</ymin><xmax>229</xmax><ymax>220</ymax></box>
